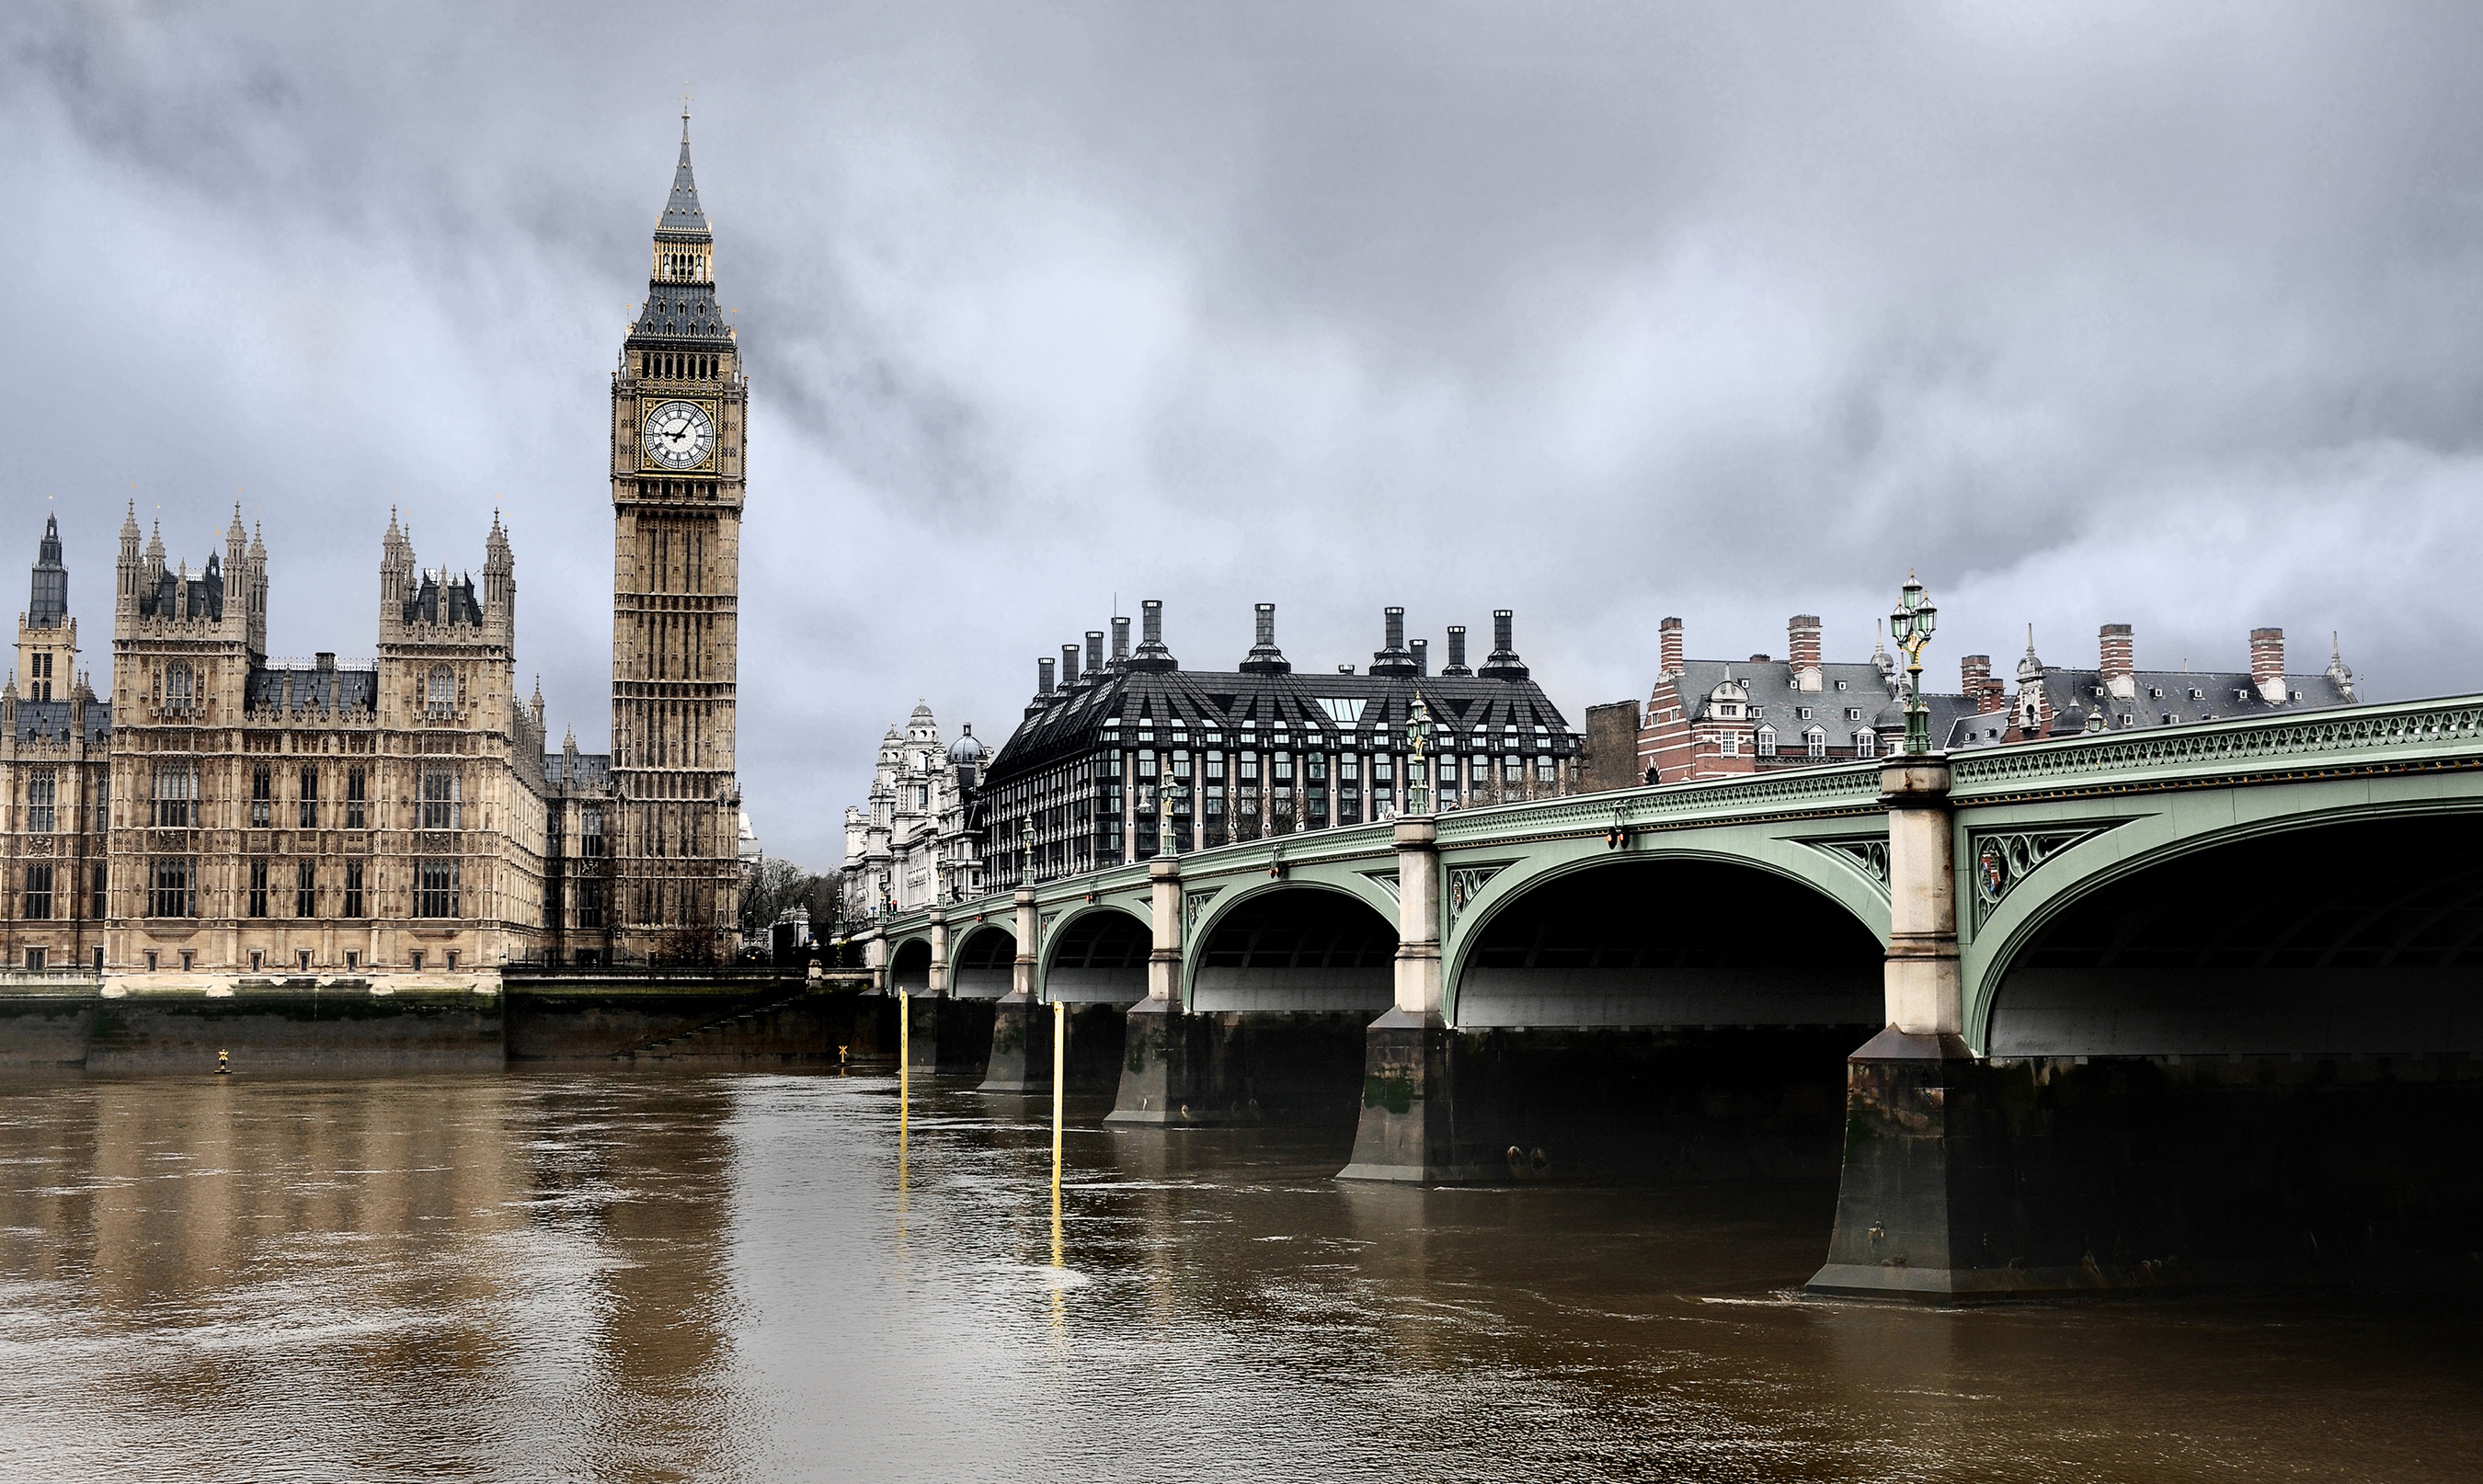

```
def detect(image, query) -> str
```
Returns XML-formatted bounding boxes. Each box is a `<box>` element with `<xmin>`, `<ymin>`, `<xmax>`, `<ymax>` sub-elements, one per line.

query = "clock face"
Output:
<box><xmin>643</xmin><ymin>400</ymin><xmax>715</xmax><ymax>470</ymax></box>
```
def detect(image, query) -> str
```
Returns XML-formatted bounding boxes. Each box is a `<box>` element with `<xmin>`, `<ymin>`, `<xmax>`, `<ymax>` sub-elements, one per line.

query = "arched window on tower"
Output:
<box><xmin>165</xmin><ymin>663</ymin><xmax>193</xmax><ymax>713</ymax></box>
<box><xmin>428</xmin><ymin>666</ymin><xmax>454</xmax><ymax>719</ymax></box>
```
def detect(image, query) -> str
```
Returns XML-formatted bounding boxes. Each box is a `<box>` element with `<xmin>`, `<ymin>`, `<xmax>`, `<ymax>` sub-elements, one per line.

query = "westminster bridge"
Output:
<box><xmin>860</xmin><ymin>693</ymin><xmax>2483</xmax><ymax>1298</ymax></box>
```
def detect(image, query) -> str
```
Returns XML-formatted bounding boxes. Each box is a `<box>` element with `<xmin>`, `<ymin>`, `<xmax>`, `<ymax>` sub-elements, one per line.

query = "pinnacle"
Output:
<box><xmin>658</xmin><ymin>120</ymin><xmax>712</xmax><ymax>237</ymax></box>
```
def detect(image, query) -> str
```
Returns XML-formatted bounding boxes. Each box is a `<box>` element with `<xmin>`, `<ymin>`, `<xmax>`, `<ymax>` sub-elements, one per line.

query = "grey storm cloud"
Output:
<box><xmin>6</xmin><ymin>1</ymin><xmax>2482</xmax><ymax>867</ymax></box>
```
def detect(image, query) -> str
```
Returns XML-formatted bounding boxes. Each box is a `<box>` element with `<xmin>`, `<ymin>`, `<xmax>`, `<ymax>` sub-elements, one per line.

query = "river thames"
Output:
<box><xmin>1</xmin><ymin>1069</ymin><xmax>2476</xmax><ymax>1482</ymax></box>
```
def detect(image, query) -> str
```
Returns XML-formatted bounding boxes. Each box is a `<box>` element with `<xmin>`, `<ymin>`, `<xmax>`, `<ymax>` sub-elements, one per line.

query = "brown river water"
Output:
<box><xmin>1</xmin><ymin>1068</ymin><xmax>2477</xmax><ymax>1482</ymax></box>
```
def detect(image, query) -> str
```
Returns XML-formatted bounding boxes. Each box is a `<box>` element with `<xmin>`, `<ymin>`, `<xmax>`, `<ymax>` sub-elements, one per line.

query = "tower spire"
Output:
<box><xmin>659</xmin><ymin>113</ymin><xmax>710</xmax><ymax>238</ymax></box>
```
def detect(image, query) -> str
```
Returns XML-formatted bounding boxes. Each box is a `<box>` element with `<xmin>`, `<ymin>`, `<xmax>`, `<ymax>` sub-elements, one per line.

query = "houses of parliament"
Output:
<box><xmin>0</xmin><ymin>122</ymin><xmax>747</xmax><ymax>980</ymax></box>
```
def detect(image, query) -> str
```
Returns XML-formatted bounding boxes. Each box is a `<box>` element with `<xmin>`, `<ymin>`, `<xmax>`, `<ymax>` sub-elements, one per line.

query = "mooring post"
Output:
<box><xmin>1338</xmin><ymin>814</ymin><xmax>1461</xmax><ymax>1181</ymax></box>
<box><xmin>1810</xmin><ymin>756</ymin><xmax>1994</xmax><ymax>1298</ymax></box>
<box><xmin>1105</xmin><ymin>855</ymin><xmax>1193</xmax><ymax>1124</ymax></box>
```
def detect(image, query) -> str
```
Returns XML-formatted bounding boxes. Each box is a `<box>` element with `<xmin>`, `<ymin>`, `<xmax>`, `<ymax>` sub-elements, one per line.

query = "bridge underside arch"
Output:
<box><xmin>889</xmin><ymin>937</ymin><xmax>933</xmax><ymax>994</ymax></box>
<box><xmin>1192</xmin><ymin>887</ymin><xmax>1396</xmax><ymax>1015</ymax></box>
<box><xmin>1455</xmin><ymin>858</ymin><xmax>1882</xmax><ymax>1031</ymax></box>
<box><xmin>1992</xmin><ymin>816</ymin><xmax>2483</xmax><ymax>1057</ymax></box>
<box><xmin>952</xmin><ymin>926</ymin><xmax>1016</xmax><ymax>999</ymax></box>
<box><xmin>1046</xmin><ymin>909</ymin><xmax>1149</xmax><ymax>1005</ymax></box>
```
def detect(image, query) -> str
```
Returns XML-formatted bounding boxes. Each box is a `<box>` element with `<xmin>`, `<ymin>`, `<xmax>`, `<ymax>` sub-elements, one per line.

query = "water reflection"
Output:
<box><xmin>0</xmin><ymin>1069</ymin><xmax>2477</xmax><ymax>1482</ymax></box>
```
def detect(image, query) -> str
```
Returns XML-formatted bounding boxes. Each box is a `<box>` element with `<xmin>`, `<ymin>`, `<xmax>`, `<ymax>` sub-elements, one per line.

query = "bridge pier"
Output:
<box><xmin>1340</xmin><ymin>816</ymin><xmax>1475</xmax><ymax>1181</ymax></box>
<box><xmin>979</xmin><ymin>890</ymin><xmax>1047</xmax><ymax>1092</ymax></box>
<box><xmin>1108</xmin><ymin>856</ymin><xmax>1233</xmax><ymax>1123</ymax></box>
<box><xmin>1811</xmin><ymin>758</ymin><xmax>2009</xmax><ymax>1298</ymax></box>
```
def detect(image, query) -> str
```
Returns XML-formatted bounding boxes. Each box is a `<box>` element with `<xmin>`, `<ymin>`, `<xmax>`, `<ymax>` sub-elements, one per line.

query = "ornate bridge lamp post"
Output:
<box><xmin>1404</xmin><ymin>695</ymin><xmax>1433</xmax><ymax>816</ymax></box>
<box><xmin>1888</xmin><ymin>575</ymin><xmax>1939</xmax><ymax>755</ymax></box>
<box><xmin>1159</xmin><ymin>783</ymin><xmax>1186</xmax><ymax>857</ymax></box>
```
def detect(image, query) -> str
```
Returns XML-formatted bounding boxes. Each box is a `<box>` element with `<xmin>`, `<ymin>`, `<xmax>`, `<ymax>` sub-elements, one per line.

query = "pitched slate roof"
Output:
<box><xmin>11</xmin><ymin>698</ymin><xmax>108</xmax><ymax>745</ymax></box>
<box><xmin>988</xmin><ymin>666</ymin><xmax>1576</xmax><ymax>788</ymax></box>
<box><xmin>1667</xmin><ymin>657</ymin><xmax>1986</xmax><ymax>746</ymax></box>
<box><xmin>544</xmin><ymin>751</ymin><xmax>611</xmax><ymax>789</ymax></box>
<box><xmin>244</xmin><ymin>665</ymin><xmax>378</xmax><ymax>713</ymax></box>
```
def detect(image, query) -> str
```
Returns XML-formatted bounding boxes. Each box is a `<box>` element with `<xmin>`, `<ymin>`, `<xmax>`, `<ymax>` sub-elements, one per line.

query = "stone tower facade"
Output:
<box><xmin>606</xmin><ymin>114</ymin><xmax>745</xmax><ymax>963</ymax></box>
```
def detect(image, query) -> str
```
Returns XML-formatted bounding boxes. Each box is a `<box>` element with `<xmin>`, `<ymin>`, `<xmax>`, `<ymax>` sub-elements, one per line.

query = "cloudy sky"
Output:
<box><xmin>6</xmin><ymin>3</ymin><xmax>2480</xmax><ymax>866</ymax></box>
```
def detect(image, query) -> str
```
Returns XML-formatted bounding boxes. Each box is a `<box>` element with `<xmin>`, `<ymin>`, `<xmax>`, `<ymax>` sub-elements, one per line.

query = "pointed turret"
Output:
<box><xmin>483</xmin><ymin>510</ymin><xmax>515</xmax><ymax>638</ymax></box>
<box><xmin>29</xmin><ymin>514</ymin><xmax>65</xmax><ymax>629</ymax></box>
<box><xmin>2016</xmin><ymin>623</ymin><xmax>2045</xmax><ymax>686</ymax></box>
<box><xmin>2327</xmin><ymin>634</ymin><xmax>2358</xmax><ymax>702</ymax></box>
<box><xmin>116</xmin><ymin>502</ymin><xmax>141</xmax><ymax>617</ymax></box>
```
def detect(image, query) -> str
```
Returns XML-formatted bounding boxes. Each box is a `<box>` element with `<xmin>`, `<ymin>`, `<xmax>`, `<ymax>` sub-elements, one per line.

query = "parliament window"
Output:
<box><xmin>90</xmin><ymin>864</ymin><xmax>106</xmax><ymax>919</ymax></box>
<box><xmin>420</xmin><ymin>768</ymin><xmax>462</xmax><ymax>829</ymax></box>
<box><xmin>346</xmin><ymin>767</ymin><xmax>367</xmax><ymax>829</ymax></box>
<box><xmin>581</xmin><ymin>806</ymin><xmax>604</xmax><ymax>856</ymax></box>
<box><xmin>148</xmin><ymin>858</ymin><xmax>195</xmax><ymax>918</ymax></box>
<box><xmin>27</xmin><ymin>771</ymin><xmax>54</xmax><ymax>834</ymax></box>
<box><xmin>344</xmin><ymin>862</ymin><xmax>365</xmax><ymax>919</ymax></box>
<box><xmin>153</xmin><ymin>764</ymin><xmax>198</xmax><ymax>828</ymax></box>
<box><xmin>416</xmin><ymin>860</ymin><xmax>460</xmax><ymax>919</ymax></box>
<box><xmin>248</xmin><ymin>860</ymin><xmax>269</xmax><ymax>918</ymax></box>
<box><xmin>428</xmin><ymin>666</ymin><xmax>455</xmax><ymax>719</ymax></box>
<box><xmin>578</xmin><ymin>879</ymin><xmax>603</xmax><ymax>930</ymax></box>
<box><xmin>299</xmin><ymin>767</ymin><xmax>320</xmax><ymax>828</ymax></box>
<box><xmin>23</xmin><ymin>864</ymin><xmax>52</xmax><ymax>920</ymax></box>
<box><xmin>165</xmin><ymin>662</ymin><xmax>193</xmax><ymax>711</ymax></box>
<box><xmin>251</xmin><ymin>763</ymin><xmax>272</xmax><ymax>828</ymax></box>
<box><xmin>295</xmin><ymin>861</ymin><xmax>316</xmax><ymax>919</ymax></box>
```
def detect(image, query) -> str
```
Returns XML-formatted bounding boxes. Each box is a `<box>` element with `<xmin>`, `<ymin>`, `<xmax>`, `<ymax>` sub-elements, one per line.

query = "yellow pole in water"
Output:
<box><xmin>897</xmin><ymin>993</ymin><xmax>911</xmax><ymax>1227</ymax></box>
<box><xmin>1050</xmin><ymin>998</ymin><xmax>1067</xmax><ymax>1328</ymax></box>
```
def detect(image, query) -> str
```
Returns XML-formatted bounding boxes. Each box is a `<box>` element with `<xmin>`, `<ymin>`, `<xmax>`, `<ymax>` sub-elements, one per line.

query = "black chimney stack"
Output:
<box><xmin>1410</xmin><ymin>638</ymin><xmax>1428</xmax><ymax>677</ymax></box>
<box><xmin>1370</xmin><ymin>605</ymin><xmax>1419</xmax><ymax>676</ymax></box>
<box><xmin>1479</xmin><ymin>609</ymin><xmax>1528</xmax><ymax>679</ymax></box>
<box><xmin>1111</xmin><ymin>616</ymin><xmax>1131</xmax><ymax>668</ymax></box>
<box><xmin>1443</xmin><ymin>624</ymin><xmax>1472</xmax><ymax>677</ymax></box>
<box><xmin>1241</xmin><ymin>601</ymin><xmax>1290</xmax><ymax>674</ymax></box>
<box><xmin>1130</xmin><ymin>598</ymin><xmax>1176</xmax><ymax>670</ymax></box>
<box><xmin>1038</xmin><ymin>656</ymin><xmax>1055</xmax><ymax>694</ymax></box>
<box><xmin>1084</xmin><ymin>631</ymin><xmax>1104</xmax><ymax>679</ymax></box>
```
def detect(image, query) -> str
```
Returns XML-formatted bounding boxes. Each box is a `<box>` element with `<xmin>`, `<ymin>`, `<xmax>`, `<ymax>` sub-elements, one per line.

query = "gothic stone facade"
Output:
<box><xmin>605</xmin><ymin>119</ymin><xmax>746</xmax><ymax>963</ymax></box>
<box><xmin>0</xmin><ymin>123</ymin><xmax>745</xmax><ymax>980</ymax></box>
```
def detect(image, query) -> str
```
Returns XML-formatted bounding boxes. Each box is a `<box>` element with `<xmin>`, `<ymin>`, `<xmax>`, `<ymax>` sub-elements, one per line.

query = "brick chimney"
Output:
<box><xmin>1659</xmin><ymin>617</ymin><xmax>1684</xmax><ymax>679</ymax></box>
<box><xmin>2250</xmin><ymin>627</ymin><xmax>2286</xmax><ymax>703</ymax></box>
<box><xmin>1960</xmin><ymin>654</ymin><xmax>1996</xmax><ymax>712</ymax></box>
<box><xmin>2099</xmin><ymin>622</ymin><xmax>2135</xmax><ymax>700</ymax></box>
<box><xmin>1788</xmin><ymin>615</ymin><xmax>1823</xmax><ymax>691</ymax></box>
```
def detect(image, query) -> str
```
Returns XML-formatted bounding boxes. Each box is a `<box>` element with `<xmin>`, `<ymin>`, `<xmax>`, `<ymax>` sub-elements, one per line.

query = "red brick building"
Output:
<box><xmin>1626</xmin><ymin>615</ymin><xmax>2359</xmax><ymax>787</ymax></box>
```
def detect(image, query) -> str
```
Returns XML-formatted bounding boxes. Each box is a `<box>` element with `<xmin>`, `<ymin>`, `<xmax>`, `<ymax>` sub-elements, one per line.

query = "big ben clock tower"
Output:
<box><xmin>609</xmin><ymin>112</ymin><xmax>745</xmax><ymax>963</ymax></box>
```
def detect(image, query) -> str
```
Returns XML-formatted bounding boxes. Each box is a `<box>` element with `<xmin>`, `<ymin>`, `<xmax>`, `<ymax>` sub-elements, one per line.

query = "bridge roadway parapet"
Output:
<box><xmin>862</xmin><ymin>692</ymin><xmax>2483</xmax><ymax>1299</ymax></box>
